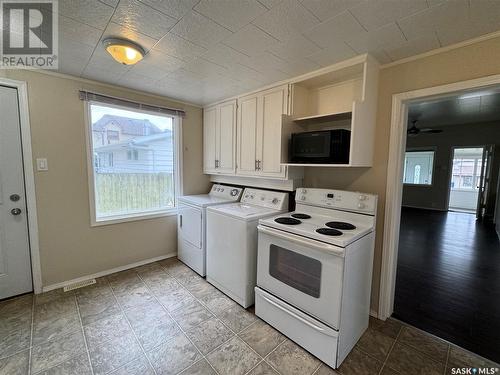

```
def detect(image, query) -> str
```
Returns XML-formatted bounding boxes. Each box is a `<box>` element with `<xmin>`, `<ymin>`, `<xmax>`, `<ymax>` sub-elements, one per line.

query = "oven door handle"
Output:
<box><xmin>257</xmin><ymin>225</ymin><xmax>344</xmax><ymax>256</ymax></box>
<box><xmin>261</xmin><ymin>294</ymin><xmax>337</xmax><ymax>336</ymax></box>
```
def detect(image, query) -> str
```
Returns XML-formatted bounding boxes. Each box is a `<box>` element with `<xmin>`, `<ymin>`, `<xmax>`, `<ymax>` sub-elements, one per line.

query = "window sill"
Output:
<box><xmin>91</xmin><ymin>208</ymin><xmax>178</xmax><ymax>227</ymax></box>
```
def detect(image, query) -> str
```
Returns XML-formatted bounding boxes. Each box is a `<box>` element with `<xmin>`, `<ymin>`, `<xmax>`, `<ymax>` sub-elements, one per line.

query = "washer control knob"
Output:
<box><xmin>301</xmin><ymin>195</ymin><xmax>306</xmax><ymax>201</ymax></box>
<box><xmin>358</xmin><ymin>203</ymin><xmax>366</xmax><ymax>209</ymax></box>
<box><xmin>359</xmin><ymin>195</ymin><xmax>367</xmax><ymax>201</ymax></box>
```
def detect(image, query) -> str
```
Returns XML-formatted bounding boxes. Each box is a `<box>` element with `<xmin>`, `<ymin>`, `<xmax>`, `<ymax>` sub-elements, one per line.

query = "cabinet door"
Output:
<box><xmin>203</xmin><ymin>106</ymin><xmax>217</xmax><ymax>174</ymax></box>
<box><xmin>260</xmin><ymin>86</ymin><xmax>288</xmax><ymax>176</ymax></box>
<box><xmin>237</xmin><ymin>94</ymin><xmax>259</xmax><ymax>175</ymax></box>
<box><xmin>217</xmin><ymin>100</ymin><xmax>236</xmax><ymax>174</ymax></box>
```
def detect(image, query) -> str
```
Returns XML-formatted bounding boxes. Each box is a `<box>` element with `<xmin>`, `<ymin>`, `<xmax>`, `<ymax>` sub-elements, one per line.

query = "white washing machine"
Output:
<box><xmin>206</xmin><ymin>188</ymin><xmax>288</xmax><ymax>308</ymax></box>
<box><xmin>177</xmin><ymin>184</ymin><xmax>243</xmax><ymax>276</ymax></box>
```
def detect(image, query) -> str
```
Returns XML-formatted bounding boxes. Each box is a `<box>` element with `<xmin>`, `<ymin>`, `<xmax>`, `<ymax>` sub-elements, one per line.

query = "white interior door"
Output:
<box><xmin>477</xmin><ymin>145</ymin><xmax>494</xmax><ymax>220</ymax></box>
<box><xmin>0</xmin><ymin>85</ymin><xmax>33</xmax><ymax>300</ymax></box>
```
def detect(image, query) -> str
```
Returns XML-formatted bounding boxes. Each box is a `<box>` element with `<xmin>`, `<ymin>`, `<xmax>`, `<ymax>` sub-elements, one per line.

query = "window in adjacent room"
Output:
<box><xmin>86</xmin><ymin>101</ymin><xmax>180</xmax><ymax>224</ymax></box>
<box><xmin>403</xmin><ymin>150</ymin><xmax>435</xmax><ymax>185</ymax></box>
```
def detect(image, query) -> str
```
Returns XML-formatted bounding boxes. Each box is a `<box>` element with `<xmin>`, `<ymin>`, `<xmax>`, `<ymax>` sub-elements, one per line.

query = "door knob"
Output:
<box><xmin>11</xmin><ymin>208</ymin><xmax>22</xmax><ymax>216</ymax></box>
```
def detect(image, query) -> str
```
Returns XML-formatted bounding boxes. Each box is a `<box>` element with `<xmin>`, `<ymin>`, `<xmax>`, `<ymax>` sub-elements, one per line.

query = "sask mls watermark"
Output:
<box><xmin>0</xmin><ymin>0</ymin><xmax>58</xmax><ymax>69</ymax></box>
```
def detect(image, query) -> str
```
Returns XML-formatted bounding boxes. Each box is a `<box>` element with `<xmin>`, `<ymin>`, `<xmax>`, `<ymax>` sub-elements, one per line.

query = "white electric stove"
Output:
<box><xmin>255</xmin><ymin>188</ymin><xmax>377</xmax><ymax>369</ymax></box>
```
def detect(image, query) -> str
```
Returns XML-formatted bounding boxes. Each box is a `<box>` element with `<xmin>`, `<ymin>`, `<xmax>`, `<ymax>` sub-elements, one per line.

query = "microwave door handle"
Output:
<box><xmin>261</xmin><ymin>294</ymin><xmax>338</xmax><ymax>336</ymax></box>
<box><xmin>257</xmin><ymin>225</ymin><xmax>344</xmax><ymax>256</ymax></box>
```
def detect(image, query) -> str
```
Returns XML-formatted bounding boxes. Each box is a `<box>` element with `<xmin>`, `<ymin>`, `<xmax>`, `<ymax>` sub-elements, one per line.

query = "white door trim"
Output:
<box><xmin>0</xmin><ymin>77</ymin><xmax>42</xmax><ymax>294</ymax></box>
<box><xmin>378</xmin><ymin>73</ymin><xmax>500</xmax><ymax>320</ymax></box>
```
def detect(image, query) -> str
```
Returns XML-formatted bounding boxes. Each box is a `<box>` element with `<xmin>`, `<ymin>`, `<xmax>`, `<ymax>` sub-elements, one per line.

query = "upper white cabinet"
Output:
<box><xmin>283</xmin><ymin>54</ymin><xmax>380</xmax><ymax>167</ymax></box>
<box><xmin>203</xmin><ymin>100</ymin><xmax>237</xmax><ymax>175</ymax></box>
<box><xmin>237</xmin><ymin>85</ymin><xmax>288</xmax><ymax>179</ymax></box>
<box><xmin>203</xmin><ymin>54</ymin><xmax>380</xmax><ymax>180</ymax></box>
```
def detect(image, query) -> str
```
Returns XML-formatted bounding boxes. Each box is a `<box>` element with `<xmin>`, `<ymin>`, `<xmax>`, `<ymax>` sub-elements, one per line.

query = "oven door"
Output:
<box><xmin>257</xmin><ymin>225</ymin><xmax>344</xmax><ymax>329</ymax></box>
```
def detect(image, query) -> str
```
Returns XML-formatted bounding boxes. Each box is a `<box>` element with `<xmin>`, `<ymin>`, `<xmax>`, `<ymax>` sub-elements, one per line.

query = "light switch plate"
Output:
<box><xmin>36</xmin><ymin>158</ymin><xmax>48</xmax><ymax>171</ymax></box>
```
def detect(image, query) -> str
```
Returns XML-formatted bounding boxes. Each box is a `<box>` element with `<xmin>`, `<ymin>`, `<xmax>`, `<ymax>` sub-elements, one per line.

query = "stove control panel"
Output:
<box><xmin>241</xmin><ymin>188</ymin><xmax>288</xmax><ymax>210</ymax></box>
<box><xmin>297</xmin><ymin>188</ymin><xmax>377</xmax><ymax>214</ymax></box>
<box><xmin>209</xmin><ymin>184</ymin><xmax>243</xmax><ymax>200</ymax></box>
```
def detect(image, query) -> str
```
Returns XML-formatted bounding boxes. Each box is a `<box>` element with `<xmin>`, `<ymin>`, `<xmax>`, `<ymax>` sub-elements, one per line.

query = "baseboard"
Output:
<box><xmin>41</xmin><ymin>252</ymin><xmax>177</xmax><ymax>293</ymax></box>
<box><xmin>401</xmin><ymin>205</ymin><xmax>447</xmax><ymax>212</ymax></box>
<box><xmin>369</xmin><ymin>309</ymin><xmax>378</xmax><ymax>319</ymax></box>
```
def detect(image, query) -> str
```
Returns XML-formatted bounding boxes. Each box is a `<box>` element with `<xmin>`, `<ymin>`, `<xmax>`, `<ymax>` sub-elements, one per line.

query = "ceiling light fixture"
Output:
<box><xmin>102</xmin><ymin>38</ymin><xmax>145</xmax><ymax>65</ymax></box>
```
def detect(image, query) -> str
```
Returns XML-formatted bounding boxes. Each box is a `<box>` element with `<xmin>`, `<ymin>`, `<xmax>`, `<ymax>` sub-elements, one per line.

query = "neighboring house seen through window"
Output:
<box><xmin>87</xmin><ymin>102</ymin><xmax>179</xmax><ymax>224</ymax></box>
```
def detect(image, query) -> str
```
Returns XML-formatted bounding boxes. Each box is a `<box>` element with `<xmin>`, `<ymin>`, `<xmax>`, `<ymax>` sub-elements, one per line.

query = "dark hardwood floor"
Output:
<box><xmin>393</xmin><ymin>207</ymin><xmax>500</xmax><ymax>363</ymax></box>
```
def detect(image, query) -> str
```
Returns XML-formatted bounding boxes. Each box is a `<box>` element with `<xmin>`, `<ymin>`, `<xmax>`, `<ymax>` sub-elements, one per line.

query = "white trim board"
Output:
<box><xmin>378</xmin><ymin>73</ymin><xmax>500</xmax><ymax>321</ymax></box>
<box><xmin>42</xmin><ymin>252</ymin><xmax>176</xmax><ymax>292</ymax></box>
<box><xmin>0</xmin><ymin>77</ymin><xmax>43</xmax><ymax>295</ymax></box>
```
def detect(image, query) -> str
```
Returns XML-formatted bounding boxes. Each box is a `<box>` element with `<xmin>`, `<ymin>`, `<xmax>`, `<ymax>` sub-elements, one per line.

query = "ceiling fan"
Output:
<box><xmin>407</xmin><ymin>120</ymin><xmax>443</xmax><ymax>136</ymax></box>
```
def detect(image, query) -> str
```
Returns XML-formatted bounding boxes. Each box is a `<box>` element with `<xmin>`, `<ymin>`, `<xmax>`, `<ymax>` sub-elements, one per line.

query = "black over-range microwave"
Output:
<box><xmin>290</xmin><ymin>129</ymin><xmax>351</xmax><ymax>164</ymax></box>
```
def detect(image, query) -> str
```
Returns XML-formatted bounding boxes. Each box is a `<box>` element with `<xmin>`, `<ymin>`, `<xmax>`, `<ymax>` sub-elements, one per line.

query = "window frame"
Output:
<box><xmin>84</xmin><ymin>100</ymin><xmax>183</xmax><ymax>226</ymax></box>
<box><xmin>402</xmin><ymin>148</ymin><xmax>436</xmax><ymax>187</ymax></box>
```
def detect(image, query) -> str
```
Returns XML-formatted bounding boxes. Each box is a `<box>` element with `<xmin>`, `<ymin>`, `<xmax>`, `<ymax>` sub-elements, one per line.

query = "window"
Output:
<box><xmin>86</xmin><ymin>102</ymin><xmax>180</xmax><ymax>225</ymax></box>
<box><xmin>106</xmin><ymin>130</ymin><xmax>119</xmax><ymax>144</ymax></box>
<box><xmin>403</xmin><ymin>150</ymin><xmax>434</xmax><ymax>185</ymax></box>
<box><xmin>127</xmin><ymin>149</ymin><xmax>139</xmax><ymax>161</ymax></box>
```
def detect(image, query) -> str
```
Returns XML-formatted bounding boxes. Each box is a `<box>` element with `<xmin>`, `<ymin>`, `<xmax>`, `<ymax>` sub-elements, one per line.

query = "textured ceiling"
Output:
<box><xmin>408</xmin><ymin>89</ymin><xmax>500</xmax><ymax>127</ymax></box>
<box><xmin>50</xmin><ymin>0</ymin><xmax>500</xmax><ymax>105</ymax></box>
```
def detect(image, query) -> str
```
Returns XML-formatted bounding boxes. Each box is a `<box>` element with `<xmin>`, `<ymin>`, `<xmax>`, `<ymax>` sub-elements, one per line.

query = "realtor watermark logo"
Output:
<box><xmin>451</xmin><ymin>367</ymin><xmax>499</xmax><ymax>375</ymax></box>
<box><xmin>0</xmin><ymin>0</ymin><xmax>58</xmax><ymax>69</ymax></box>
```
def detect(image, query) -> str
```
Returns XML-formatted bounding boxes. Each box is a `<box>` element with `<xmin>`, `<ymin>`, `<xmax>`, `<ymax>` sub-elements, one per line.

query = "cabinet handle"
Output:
<box><xmin>179</xmin><ymin>214</ymin><xmax>182</xmax><ymax>227</ymax></box>
<box><xmin>215</xmin><ymin>159</ymin><xmax>219</xmax><ymax>168</ymax></box>
<box><xmin>257</xmin><ymin>160</ymin><xmax>261</xmax><ymax>170</ymax></box>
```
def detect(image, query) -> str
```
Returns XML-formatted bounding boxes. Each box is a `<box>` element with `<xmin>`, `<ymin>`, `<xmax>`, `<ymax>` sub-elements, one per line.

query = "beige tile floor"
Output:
<box><xmin>0</xmin><ymin>257</ymin><xmax>498</xmax><ymax>375</ymax></box>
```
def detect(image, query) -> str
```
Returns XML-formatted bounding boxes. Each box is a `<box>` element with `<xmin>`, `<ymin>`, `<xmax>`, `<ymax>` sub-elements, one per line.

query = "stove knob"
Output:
<box><xmin>272</xmin><ymin>198</ymin><xmax>279</xmax><ymax>204</ymax></box>
<box><xmin>302</xmin><ymin>189</ymin><xmax>307</xmax><ymax>194</ymax></box>
<box><xmin>301</xmin><ymin>195</ymin><xmax>306</xmax><ymax>201</ymax></box>
<box><xmin>231</xmin><ymin>189</ymin><xmax>238</xmax><ymax>196</ymax></box>
<box><xmin>358</xmin><ymin>203</ymin><xmax>366</xmax><ymax>209</ymax></box>
<box><xmin>359</xmin><ymin>195</ymin><xmax>367</xmax><ymax>201</ymax></box>
<box><xmin>220</xmin><ymin>188</ymin><xmax>224</xmax><ymax>192</ymax></box>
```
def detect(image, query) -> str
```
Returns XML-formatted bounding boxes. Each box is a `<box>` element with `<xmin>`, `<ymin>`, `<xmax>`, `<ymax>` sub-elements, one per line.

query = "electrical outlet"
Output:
<box><xmin>36</xmin><ymin>158</ymin><xmax>48</xmax><ymax>171</ymax></box>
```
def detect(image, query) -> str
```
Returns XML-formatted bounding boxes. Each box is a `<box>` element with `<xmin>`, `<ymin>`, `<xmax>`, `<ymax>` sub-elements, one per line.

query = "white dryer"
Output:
<box><xmin>206</xmin><ymin>188</ymin><xmax>288</xmax><ymax>308</ymax></box>
<box><xmin>177</xmin><ymin>184</ymin><xmax>243</xmax><ymax>276</ymax></box>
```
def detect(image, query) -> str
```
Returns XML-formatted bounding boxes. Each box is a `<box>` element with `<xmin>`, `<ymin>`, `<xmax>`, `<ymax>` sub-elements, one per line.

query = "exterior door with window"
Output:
<box><xmin>0</xmin><ymin>85</ymin><xmax>33</xmax><ymax>299</ymax></box>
